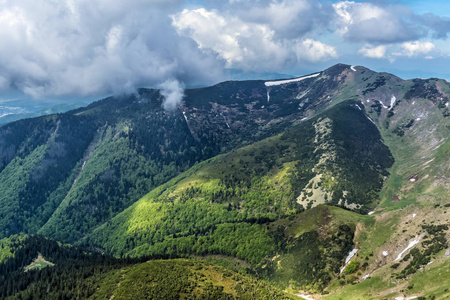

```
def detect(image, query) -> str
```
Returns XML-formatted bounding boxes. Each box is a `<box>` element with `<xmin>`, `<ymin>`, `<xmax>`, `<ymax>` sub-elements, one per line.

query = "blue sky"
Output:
<box><xmin>0</xmin><ymin>0</ymin><xmax>449</xmax><ymax>101</ymax></box>
<box><xmin>406</xmin><ymin>0</ymin><xmax>450</xmax><ymax>16</ymax></box>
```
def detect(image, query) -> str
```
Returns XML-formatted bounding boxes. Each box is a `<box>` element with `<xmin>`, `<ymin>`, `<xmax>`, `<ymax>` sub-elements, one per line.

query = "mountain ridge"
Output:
<box><xmin>0</xmin><ymin>63</ymin><xmax>449</xmax><ymax>299</ymax></box>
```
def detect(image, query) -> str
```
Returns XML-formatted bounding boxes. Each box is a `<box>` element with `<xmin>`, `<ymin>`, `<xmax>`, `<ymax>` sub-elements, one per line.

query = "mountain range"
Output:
<box><xmin>0</xmin><ymin>63</ymin><xmax>449</xmax><ymax>299</ymax></box>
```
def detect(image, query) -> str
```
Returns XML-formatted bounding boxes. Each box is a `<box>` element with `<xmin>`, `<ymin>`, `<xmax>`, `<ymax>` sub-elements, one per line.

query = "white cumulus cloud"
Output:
<box><xmin>358</xmin><ymin>44</ymin><xmax>388</xmax><ymax>59</ymax></box>
<box><xmin>171</xmin><ymin>8</ymin><xmax>337</xmax><ymax>72</ymax></box>
<box><xmin>395</xmin><ymin>41</ymin><xmax>437</xmax><ymax>57</ymax></box>
<box><xmin>333</xmin><ymin>1</ymin><xmax>424</xmax><ymax>43</ymax></box>
<box><xmin>0</xmin><ymin>0</ymin><xmax>449</xmax><ymax>101</ymax></box>
<box><xmin>0</xmin><ymin>0</ymin><xmax>223</xmax><ymax>100</ymax></box>
<box><xmin>294</xmin><ymin>39</ymin><xmax>338</xmax><ymax>62</ymax></box>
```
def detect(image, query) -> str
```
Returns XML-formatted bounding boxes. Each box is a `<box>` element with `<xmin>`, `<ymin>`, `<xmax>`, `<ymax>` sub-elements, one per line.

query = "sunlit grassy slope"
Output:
<box><xmin>2</xmin><ymin>64</ymin><xmax>449</xmax><ymax>298</ymax></box>
<box><xmin>323</xmin><ymin>78</ymin><xmax>450</xmax><ymax>300</ymax></box>
<box><xmin>89</xmin><ymin>259</ymin><xmax>297</xmax><ymax>300</ymax></box>
<box><xmin>83</xmin><ymin>100</ymin><xmax>392</xmax><ymax>261</ymax></box>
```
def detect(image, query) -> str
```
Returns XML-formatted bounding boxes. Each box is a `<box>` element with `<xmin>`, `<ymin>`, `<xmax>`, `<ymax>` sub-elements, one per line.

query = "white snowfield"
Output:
<box><xmin>264</xmin><ymin>73</ymin><xmax>320</xmax><ymax>86</ymax></box>
<box><xmin>340</xmin><ymin>248</ymin><xmax>358</xmax><ymax>273</ymax></box>
<box><xmin>395</xmin><ymin>238</ymin><xmax>421</xmax><ymax>261</ymax></box>
<box><xmin>345</xmin><ymin>248</ymin><xmax>358</xmax><ymax>264</ymax></box>
<box><xmin>351</xmin><ymin>65</ymin><xmax>357</xmax><ymax>72</ymax></box>
<box><xmin>389</xmin><ymin>95</ymin><xmax>397</xmax><ymax>110</ymax></box>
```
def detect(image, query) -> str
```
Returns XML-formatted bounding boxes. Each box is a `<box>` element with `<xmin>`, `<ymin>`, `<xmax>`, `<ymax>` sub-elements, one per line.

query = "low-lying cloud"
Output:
<box><xmin>159</xmin><ymin>79</ymin><xmax>185</xmax><ymax>111</ymax></box>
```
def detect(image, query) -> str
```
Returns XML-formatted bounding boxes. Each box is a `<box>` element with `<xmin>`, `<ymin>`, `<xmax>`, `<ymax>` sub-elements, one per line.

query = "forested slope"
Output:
<box><xmin>2</xmin><ymin>234</ymin><xmax>295</xmax><ymax>299</ymax></box>
<box><xmin>0</xmin><ymin>64</ymin><xmax>449</xmax><ymax>298</ymax></box>
<box><xmin>0</xmin><ymin>64</ymin><xmax>359</xmax><ymax>243</ymax></box>
<box><xmin>83</xmin><ymin>100</ymin><xmax>393</xmax><ymax>262</ymax></box>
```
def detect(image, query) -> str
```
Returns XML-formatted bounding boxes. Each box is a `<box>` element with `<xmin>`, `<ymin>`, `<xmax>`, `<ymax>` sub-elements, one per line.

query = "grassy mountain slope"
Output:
<box><xmin>83</xmin><ymin>100</ymin><xmax>392</xmax><ymax>260</ymax></box>
<box><xmin>0</xmin><ymin>206</ymin><xmax>369</xmax><ymax>298</ymax></box>
<box><xmin>0</xmin><ymin>65</ymin><xmax>362</xmax><ymax>243</ymax></box>
<box><xmin>88</xmin><ymin>259</ymin><xmax>297</xmax><ymax>300</ymax></box>
<box><xmin>321</xmin><ymin>74</ymin><xmax>450</xmax><ymax>299</ymax></box>
<box><xmin>0</xmin><ymin>234</ymin><xmax>295</xmax><ymax>299</ymax></box>
<box><xmin>0</xmin><ymin>64</ymin><xmax>449</xmax><ymax>298</ymax></box>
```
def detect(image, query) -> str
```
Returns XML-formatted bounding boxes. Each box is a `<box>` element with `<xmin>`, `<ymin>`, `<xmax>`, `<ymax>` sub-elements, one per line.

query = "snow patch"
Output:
<box><xmin>345</xmin><ymin>249</ymin><xmax>358</xmax><ymax>264</ymax></box>
<box><xmin>261</xmin><ymin>105</ymin><xmax>264</xmax><ymax>109</ymax></box>
<box><xmin>366</xmin><ymin>99</ymin><xmax>370</xmax><ymax>103</ymax></box>
<box><xmin>382</xmin><ymin>251</ymin><xmax>388</xmax><ymax>257</ymax></box>
<box><xmin>412</xmin><ymin>213</ymin><xmax>417</xmax><ymax>218</ymax></box>
<box><xmin>409</xmin><ymin>178</ymin><xmax>416</xmax><ymax>182</ymax></box>
<box><xmin>395</xmin><ymin>238</ymin><xmax>421</xmax><ymax>261</ymax></box>
<box><xmin>366</xmin><ymin>116</ymin><xmax>376</xmax><ymax>125</ymax></box>
<box><xmin>355</xmin><ymin>104</ymin><xmax>362</xmax><ymax>111</ymax></box>
<box><xmin>297</xmin><ymin>294</ymin><xmax>314</xmax><ymax>300</ymax></box>
<box><xmin>445</xmin><ymin>102</ymin><xmax>449</xmax><ymax>107</ymax></box>
<box><xmin>264</xmin><ymin>73</ymin><xmax>320</xmax><ymax>86</ymax></box>
<box><xmin>362</xmin><ymin>272</ymin><xmax>373</xmax><ymax>281</ymax></box>
<box><xmin>389</xmin><ymin>95</ymin><xmax>396</xmax><ymax>110</ymax></box>
<box><xmin>395</xmin><ymin>296</ymin><xmax>418</xmax><ymax>300</ymax></box>
<box><xmin>266</xmin><ymin>90</ymin><xmax>270</xmax><ymax>102</ymax></box>
<box><xmin>416</xmin><ymin>118</ymin><xmax>421</xmax><ymax>121</ymax></box>
<box><xmin>222</xmin><ymin>115</ymin><xmax>230</xmax><ymax>129</ymax></box>
<box><xmin>182</xmin><ymin>111</ymin><xmax>188</xmax><ymax>122</ymax></box>
<box><xmin>368</xmin><ymin>211</ymin><xmax>375</xmax><ymax>215</ymax></box>
<box><xmin>351</xmin><ymin>65</ymin><xmax>357</xmax><ymax>72</ymax></box>
<box><xmin>340</xmin><ymin>248</ymin><xmax>358</xmax><ymax>273</ymax></box>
